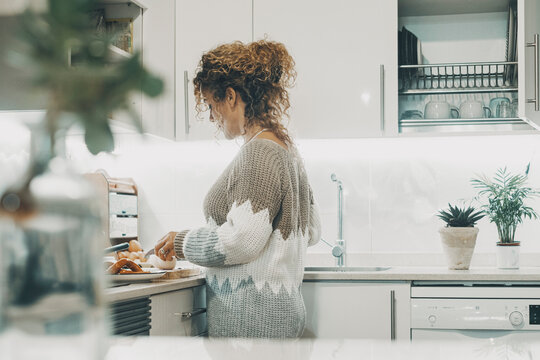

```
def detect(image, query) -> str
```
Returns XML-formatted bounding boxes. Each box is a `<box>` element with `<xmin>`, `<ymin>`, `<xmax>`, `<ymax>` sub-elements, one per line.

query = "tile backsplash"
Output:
<box><xmin>62</xmin><ymin>131</ymin><xmax>540</xmax><ymax>263</ymax></box>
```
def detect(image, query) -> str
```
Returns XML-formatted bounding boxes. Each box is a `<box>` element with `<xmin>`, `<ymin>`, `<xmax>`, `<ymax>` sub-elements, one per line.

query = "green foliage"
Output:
<box><xmin>471</xmin><ymin>166</ymin><xmax>539</xmax><ymax>244</ymax></box>
<box><xmin>437</xmin><ymin>203</ymin><xmax>485</xmax><ymax>227</ymax></box>
<box><xmin>14</xmin><ymin>0</ymin><xmax>164</xmax><ymax>155</ymax></box>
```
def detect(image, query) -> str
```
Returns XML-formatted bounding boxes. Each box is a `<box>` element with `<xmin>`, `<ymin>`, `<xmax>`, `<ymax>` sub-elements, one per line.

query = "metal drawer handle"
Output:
<box><xmin>174</xmin><ymin>308</ymin><xmax>206</xmax><ymax>320</ymax></box>
<box><xmin>390</xmin><ymin>290</ymin><xmax>396</xmax><ymax>341</ymax></box>
<box><xmin>527</xmin><ymin>34</ymin><xmax>539</xmax><ymax>111</ymax></box>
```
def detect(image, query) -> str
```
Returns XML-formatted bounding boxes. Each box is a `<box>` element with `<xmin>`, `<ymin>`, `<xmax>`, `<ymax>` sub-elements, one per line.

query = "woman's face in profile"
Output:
<box><xmin>204</xmin><ymin>91</ymin><xmax>245</xmax><ymax>140</ymax></box>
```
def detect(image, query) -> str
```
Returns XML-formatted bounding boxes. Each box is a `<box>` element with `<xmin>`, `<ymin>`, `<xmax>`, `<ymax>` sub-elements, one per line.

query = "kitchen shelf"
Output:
<box><xmin>400</xmin><ymin>117</ymin><xmax>526</xmax><ymax>127</ymax></box>
<box><xmin>108</xmin><ymin>44</ymin><xmax>132</xmax><ymax>62</ymax></box>
<box><xmin>97</xmin><ymin>0</ymin><xmax>147</xmax><ymax>9</ymax></box>
<box><xmin>400</xmin><ymin>87</ymin><xmax>518</xmax><ymax>95</ymax></box>
<box><xmin>399</xmin><ymin>61</ymin><xmax>518</xmax><ymax>95</ymax></box>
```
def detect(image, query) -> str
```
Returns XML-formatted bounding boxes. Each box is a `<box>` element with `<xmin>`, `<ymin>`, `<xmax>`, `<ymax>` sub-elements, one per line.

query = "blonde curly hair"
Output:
<box><xmin>193</xmin><ymin>39</ymin><xmax>296</xmax><ymax>145</ymax></box>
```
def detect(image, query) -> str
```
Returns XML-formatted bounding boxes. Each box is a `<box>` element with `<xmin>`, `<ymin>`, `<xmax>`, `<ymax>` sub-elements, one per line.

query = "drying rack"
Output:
<box><xmin>399</xmin><ymin>61</ymin><xmax>518</xmax><ymax>95</ymax></box>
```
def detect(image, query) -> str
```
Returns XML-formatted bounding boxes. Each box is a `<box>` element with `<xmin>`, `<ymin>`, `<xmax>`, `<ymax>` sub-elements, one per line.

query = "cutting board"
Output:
<box><xmin>159</xmin><ymin>267</ymin><xmax>201</xmax><ymax>280</ymax></box>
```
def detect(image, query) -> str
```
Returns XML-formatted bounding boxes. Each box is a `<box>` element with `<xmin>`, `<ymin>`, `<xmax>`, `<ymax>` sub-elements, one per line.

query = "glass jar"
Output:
<box><xmin>0</xmin><ymin>115</ymin><xmax>107</xmax><ymax>359</ymax></box>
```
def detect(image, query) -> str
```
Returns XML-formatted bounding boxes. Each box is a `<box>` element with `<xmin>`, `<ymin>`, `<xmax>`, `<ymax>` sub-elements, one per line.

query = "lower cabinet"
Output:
<box><xmin>149</xmin><ymin>285</ymin><xmax>207</xmax><ymax>336</ymax></box>
<box><xmin>302</xmin><ymin>281</ymin><xmax>410</xmax><ymax>340</ymax></box>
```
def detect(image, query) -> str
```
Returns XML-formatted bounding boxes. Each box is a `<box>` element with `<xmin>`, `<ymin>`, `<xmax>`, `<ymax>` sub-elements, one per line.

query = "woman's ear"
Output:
<box><xmin>225</xmin><ymin>87</ymin><xmax>237</xmax><ymax>108</ymax></box>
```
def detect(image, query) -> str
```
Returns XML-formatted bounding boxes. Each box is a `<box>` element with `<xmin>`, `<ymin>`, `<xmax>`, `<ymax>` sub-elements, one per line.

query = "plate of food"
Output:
<box><xmin>106</xmin><ymin>258</ymin><xmax>166</xmax><ymax>282</ymax></box>
<box><xmin>108</xmin><ymin>270</ymin><xmax>167</xmax><ymax>282</ymax></box>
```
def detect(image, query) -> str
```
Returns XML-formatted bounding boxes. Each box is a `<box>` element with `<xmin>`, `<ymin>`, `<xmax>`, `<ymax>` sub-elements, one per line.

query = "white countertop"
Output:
<box><xmin>105</xmin><ymin>275</ymin><xmax>205</xmax><ymax>302</ymax></box>
<box><xmin>3</xmin><ymin>335</ymin><xmax>539</xmax><ymax>359</ymax></box>
<box><xmin>103</xmin><ymin>337</ymin><xmax>540</xmax><ymax>360</ymax></box>
<box><xmin>104</xmin><ymin>266</ymin><xmax>540</xmax><ymax>303</ymax></box>
<box><xmin>303</xmin><ymin>266</ymin><xmax>540</xmax><ymax>282</ymax></box>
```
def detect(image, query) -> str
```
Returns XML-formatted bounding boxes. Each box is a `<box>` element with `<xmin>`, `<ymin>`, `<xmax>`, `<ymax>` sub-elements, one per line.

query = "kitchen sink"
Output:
<box><xmin>304</xmin><ymin>266</ymin><xmax>391</xmax><ymax>272</ymax></box>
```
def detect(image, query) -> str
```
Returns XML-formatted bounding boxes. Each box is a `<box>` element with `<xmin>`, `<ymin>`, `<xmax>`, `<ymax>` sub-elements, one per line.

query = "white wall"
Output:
<box><xmin>2</xmin><ymin>112</ymin><xmax>540</xmax><ymax>267</ymax></box>
<box><xmin>59</xmin><ymin>130</ymin><xmax>540</xmax><ymax>267</ymax></box>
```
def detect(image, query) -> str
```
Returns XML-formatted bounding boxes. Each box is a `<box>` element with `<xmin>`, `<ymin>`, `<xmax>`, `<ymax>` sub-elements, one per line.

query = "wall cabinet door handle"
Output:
<box><xmin>527</xmin><ymin>34</ymin><xmax>539</xmax><ymax>111</ymax></box>
<box><xmin>184</xmin><ymin>70</ymin><xmax>190</xmax><ymax>134</ymax></box>
<box><xmin>390</xmin><ymin>290</ymin><xmax>396</xmax><ymax>341</ymax></box>
<box><xmin>380</xmin><ymin>64</ymin><xmax>385</xmax><ymax>131</ymax></box>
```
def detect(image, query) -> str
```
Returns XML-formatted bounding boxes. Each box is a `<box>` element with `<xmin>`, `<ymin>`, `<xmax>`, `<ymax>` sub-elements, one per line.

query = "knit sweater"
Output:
<box><xmin>174</xmin><ymin>138</ymin><xmax>321</xmax><ymax>338</ymax></box>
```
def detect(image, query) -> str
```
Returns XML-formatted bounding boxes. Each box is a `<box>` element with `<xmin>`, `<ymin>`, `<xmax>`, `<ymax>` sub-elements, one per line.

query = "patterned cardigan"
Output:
<box><xmin>174</xmin><ymin>138</ymin><xmax>321</xmax><ymax>338</ymax></box>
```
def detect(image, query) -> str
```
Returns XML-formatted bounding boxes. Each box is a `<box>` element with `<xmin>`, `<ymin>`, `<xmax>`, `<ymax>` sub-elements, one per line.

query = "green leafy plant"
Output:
<box><xmin>437</xmin><ymin>203</ymin><xmax>485</xmax><ymax>227</ymax></box>
<box><xmin>471</xmin><ymin>166</ymin><xmax>539</xmax><ymax>244</ymax></box>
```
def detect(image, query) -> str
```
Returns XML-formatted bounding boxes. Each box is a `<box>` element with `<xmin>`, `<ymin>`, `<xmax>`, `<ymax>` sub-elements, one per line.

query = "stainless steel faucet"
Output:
<box><xmin>330</xmin><ymin>173</ymin><xmax>345</xmax><ymax>267</ymax></box>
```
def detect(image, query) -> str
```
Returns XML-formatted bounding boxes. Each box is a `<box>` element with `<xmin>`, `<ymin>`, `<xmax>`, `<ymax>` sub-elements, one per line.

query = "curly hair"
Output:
<box><xmin>193</xmin><ymin>39</ymin><xmax>296</xmax><ymax>145</ymax></box>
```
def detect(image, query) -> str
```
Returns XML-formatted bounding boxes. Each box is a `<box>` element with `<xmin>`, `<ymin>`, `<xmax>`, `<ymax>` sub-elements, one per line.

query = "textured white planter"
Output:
<box><xmin>496</xmin><ymin>243</ymin><xmax>520</xmax><ymax>269</ymax></box>
<box><xmin>439</xmin><ymin>227</ymin><xmax>479</xmax><ymax>270</ymax></box>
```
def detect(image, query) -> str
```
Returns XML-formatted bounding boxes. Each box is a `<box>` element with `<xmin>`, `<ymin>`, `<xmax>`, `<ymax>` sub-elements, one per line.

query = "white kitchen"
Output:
<box><xmin>1</xmin><ymin>0</ymin><xmax>540</xmax><ymax>359</ymax></box>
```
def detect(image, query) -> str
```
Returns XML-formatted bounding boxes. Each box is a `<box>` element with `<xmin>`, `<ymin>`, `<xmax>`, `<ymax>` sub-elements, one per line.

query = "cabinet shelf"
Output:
<box><xmin>400</xmin><ymin>87</ymin><xmax>518</xmax><ymax>95</ymax></box>
<box><xmin>97</xmin><ymin>0</ymin><xmax>147</xmax><ymax>9</ymax></box>
<box><xmin>108</xmin><ymin>44</ymin><xmax>132</xmax><ymax>62</ymax></box>
<box><xmin>400</xmin><ymin>117</ymin><xmax>526</xmax><ymax>127</ymax></box>
<box><xmin>399</xmin><ymin>61</ymin><xmax>518</xmax><ymax>95</ymax></box>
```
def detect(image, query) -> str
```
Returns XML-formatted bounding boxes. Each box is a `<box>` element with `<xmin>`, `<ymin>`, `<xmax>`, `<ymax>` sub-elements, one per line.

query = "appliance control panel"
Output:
<box><xmin>531</xmin><ymin>305</ymin><xmax>540</xmax><ymax>325</ymax></box>
<box><xmin>412</xmin><ymin>299</ymin><xmax>540</xmax><ymax>330</ymax></box>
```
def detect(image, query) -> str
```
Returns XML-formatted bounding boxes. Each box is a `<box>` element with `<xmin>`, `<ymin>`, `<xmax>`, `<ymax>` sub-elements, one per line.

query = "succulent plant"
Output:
<box><xmin>437</xmin><ymin>203</ymin><xmax>485</xmax><ymax>227</ymax></box>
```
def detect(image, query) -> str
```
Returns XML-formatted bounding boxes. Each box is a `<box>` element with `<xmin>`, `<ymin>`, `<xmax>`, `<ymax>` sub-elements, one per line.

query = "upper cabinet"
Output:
<box><xmin>397</xmin><ymin>0</ymin><xmax>540</xmax><ymax>134</ymax></box>
<box><xmin>175</xmin><ymin>0</ymin><xmax>252</xmax><ymax>141</ymax></box>
<box><xmin>254</xmin><ymin>0</ymin><xmax>399</xmax><ymax>139</ymax></box>
<box><xmin>519</xmin><ymin>0</ymin><xmax>540</xmax><ymax>127</ymax></box>
<box><xmin>141</xmin><ymin>0</ymin><xmax>175</xmax><ymax>139</ymax></box>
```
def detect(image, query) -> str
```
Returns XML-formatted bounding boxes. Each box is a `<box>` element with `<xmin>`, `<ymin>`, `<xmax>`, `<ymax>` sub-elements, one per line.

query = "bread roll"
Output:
<box><xmin>128</xmin><ymin>240</ymin><xmax>143</xmax><ymax>252</ymax></box>
<box><xmin>148</xmin><ymin>254</ymin><xmax>177</xmax><ymax>270</ymax></box>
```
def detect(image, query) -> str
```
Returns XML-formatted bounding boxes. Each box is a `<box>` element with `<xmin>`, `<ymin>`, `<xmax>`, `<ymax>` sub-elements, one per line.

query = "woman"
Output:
<box><xmin>155</xmin><ymin>39</ymin><xmax>321</xmax><ymax>338</ymax></box>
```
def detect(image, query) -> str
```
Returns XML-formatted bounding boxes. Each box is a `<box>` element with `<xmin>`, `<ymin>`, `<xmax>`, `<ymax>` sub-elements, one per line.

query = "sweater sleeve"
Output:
<box><xmin>175</xmin><ymin>144</ymin><xmax>283</xmax><ymax>267</ymax></box>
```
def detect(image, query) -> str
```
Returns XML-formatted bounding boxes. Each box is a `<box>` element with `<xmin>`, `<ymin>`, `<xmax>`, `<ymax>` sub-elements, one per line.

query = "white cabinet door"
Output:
<box><xmin>518</xmin><ymin>0</ymin><xmax>540</xmax><ymax>126</ymax></box>
<box><xmin>102</xmin><ymin>2</ymin><xmax>144</xmax><ymax>130</ymax></box>
<box><xmin>254</xmin><ymin>0</ymin><xmax>398</xmax><ymax>139</ymax></box>
<box><xmin>175</xmin><ymin>0</ymin><xmax>252</xmax><ymax>141</ymax></box>
<box><xmin>150</xmin><ymin>286</ymin><xmax>207</xmax><ymax>336</ymax></box>
<box><xmin>302</xmin><ymin>281</ymin><xmax>410</xmax><ymax>340</ymax></box>
<box><xmin>141</xmin><ymin>0</ymin><xmax>176</xmax><ymax>140</ymax></box>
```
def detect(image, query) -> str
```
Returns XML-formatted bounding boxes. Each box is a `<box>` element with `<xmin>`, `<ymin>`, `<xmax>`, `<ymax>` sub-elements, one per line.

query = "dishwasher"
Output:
<box><xmin>410</xmin><ymin>281</ymin><xmax>540</xmax><ymax>341</ymax></box>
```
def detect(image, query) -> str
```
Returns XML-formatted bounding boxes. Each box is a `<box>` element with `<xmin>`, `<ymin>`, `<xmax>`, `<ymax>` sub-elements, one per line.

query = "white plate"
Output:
<box><xmin>108</xmin><ymin>270</ymin><xmax>166</xmax><ymax>282</ymax></box>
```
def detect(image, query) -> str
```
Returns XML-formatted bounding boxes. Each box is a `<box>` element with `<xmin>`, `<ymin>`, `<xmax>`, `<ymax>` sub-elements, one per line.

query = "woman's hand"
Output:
<box><xmin>155</xmin><ymin>231</ymin><xmax>177</xmax><ymax>261</ymax></box>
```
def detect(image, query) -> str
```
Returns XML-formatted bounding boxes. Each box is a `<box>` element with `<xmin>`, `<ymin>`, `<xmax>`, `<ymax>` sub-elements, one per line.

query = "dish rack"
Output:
<box><xmin>399</xmin><ymin>61</ymin><xmax>518</xmax><ymax>94</ymax></box>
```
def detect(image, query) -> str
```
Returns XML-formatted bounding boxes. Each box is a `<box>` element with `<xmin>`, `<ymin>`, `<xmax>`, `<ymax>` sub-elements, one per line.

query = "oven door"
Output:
<box><xmin>412</xmin><ymin>329</ymin><xmax>540</xmax><ymax>341</ymax></box>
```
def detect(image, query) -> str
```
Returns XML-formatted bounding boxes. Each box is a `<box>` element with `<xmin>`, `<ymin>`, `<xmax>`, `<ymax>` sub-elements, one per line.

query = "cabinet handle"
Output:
<box><xmin>175</xmin><ymin>308</ymin><xmax>206</xmax><ymax>320</ymax></box>
<box><xmin>184</xmin><ymin>70</ymin><xmax>190</xmax><ymax>134</ymax></box>
<box><xmin>390</xmin><ymin>290</ymin><xmax>395</xmax><ymax>341</ymax></box>
<box><xmin>380</xmin><ymin>64</ymin><xmax>385</xmax><ymax>131</ymax></box>
<box><xmin>527</xmin><ymin>34</ymin><xmax>539</xmax><ymax>111</ymax></box>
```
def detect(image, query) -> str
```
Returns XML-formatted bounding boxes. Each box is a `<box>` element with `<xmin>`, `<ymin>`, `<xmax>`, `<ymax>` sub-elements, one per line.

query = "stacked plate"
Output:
<box><xmin>399</xmin><ymin>26</ymin><xmax>423</xmax><ymax>77</ymax></box>
<box><xmin>505</xmin><ymin>1</ymin><xmax>518</xmax><ymax>85</ymax></box>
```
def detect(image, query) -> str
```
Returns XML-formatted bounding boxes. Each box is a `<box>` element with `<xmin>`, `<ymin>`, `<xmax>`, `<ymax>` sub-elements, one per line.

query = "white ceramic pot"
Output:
<box><xmin>439</xmin><ymin>227</ymin><xmax>479</xmax><ymax>270</ymax></box>
<box><xmin>496</xmin><ymin>242</ymin><xmax>520</xmax><ymax>269</ymax></box>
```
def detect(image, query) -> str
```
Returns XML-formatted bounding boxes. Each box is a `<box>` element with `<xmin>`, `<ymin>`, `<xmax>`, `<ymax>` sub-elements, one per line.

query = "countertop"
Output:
<box><xmin>105</xmin><ymin>266</ymin><xmax>540</xmax><ymax>302</ymax></box>
<box><xmin>303</xmin><ymin>266</ymin><xmax>540</xmax><ymax>282</ymax></box>
<box><xmin>105</xmin><ymin>274</ymin><xmax>205</xmax><ymax>302</ymax></box>
<box><xmin>3</xmin><ymin>335</ymin><xmax>539</xmax><ymax>359</ymax></box>
<box><xmin>103</xmin><ymin>337</ymin><xmax>540</xmax><ymax>360</ymax></box>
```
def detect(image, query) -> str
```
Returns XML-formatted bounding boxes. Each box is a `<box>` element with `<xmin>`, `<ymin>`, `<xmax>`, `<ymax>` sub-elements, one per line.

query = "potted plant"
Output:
<box><xmin>0</xmin><ymin>0</ymin><xmax>163</xmax><ymax>356</ymax></box>
<box><xmin>437</xmin><ymin>203</ymin><xmax>485</xmax><ymax>270</ymax></box>
<box><xmin>471</xmin><ymin>166</ymin><xmax>539</xmax><ymax>269</ymax></box>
